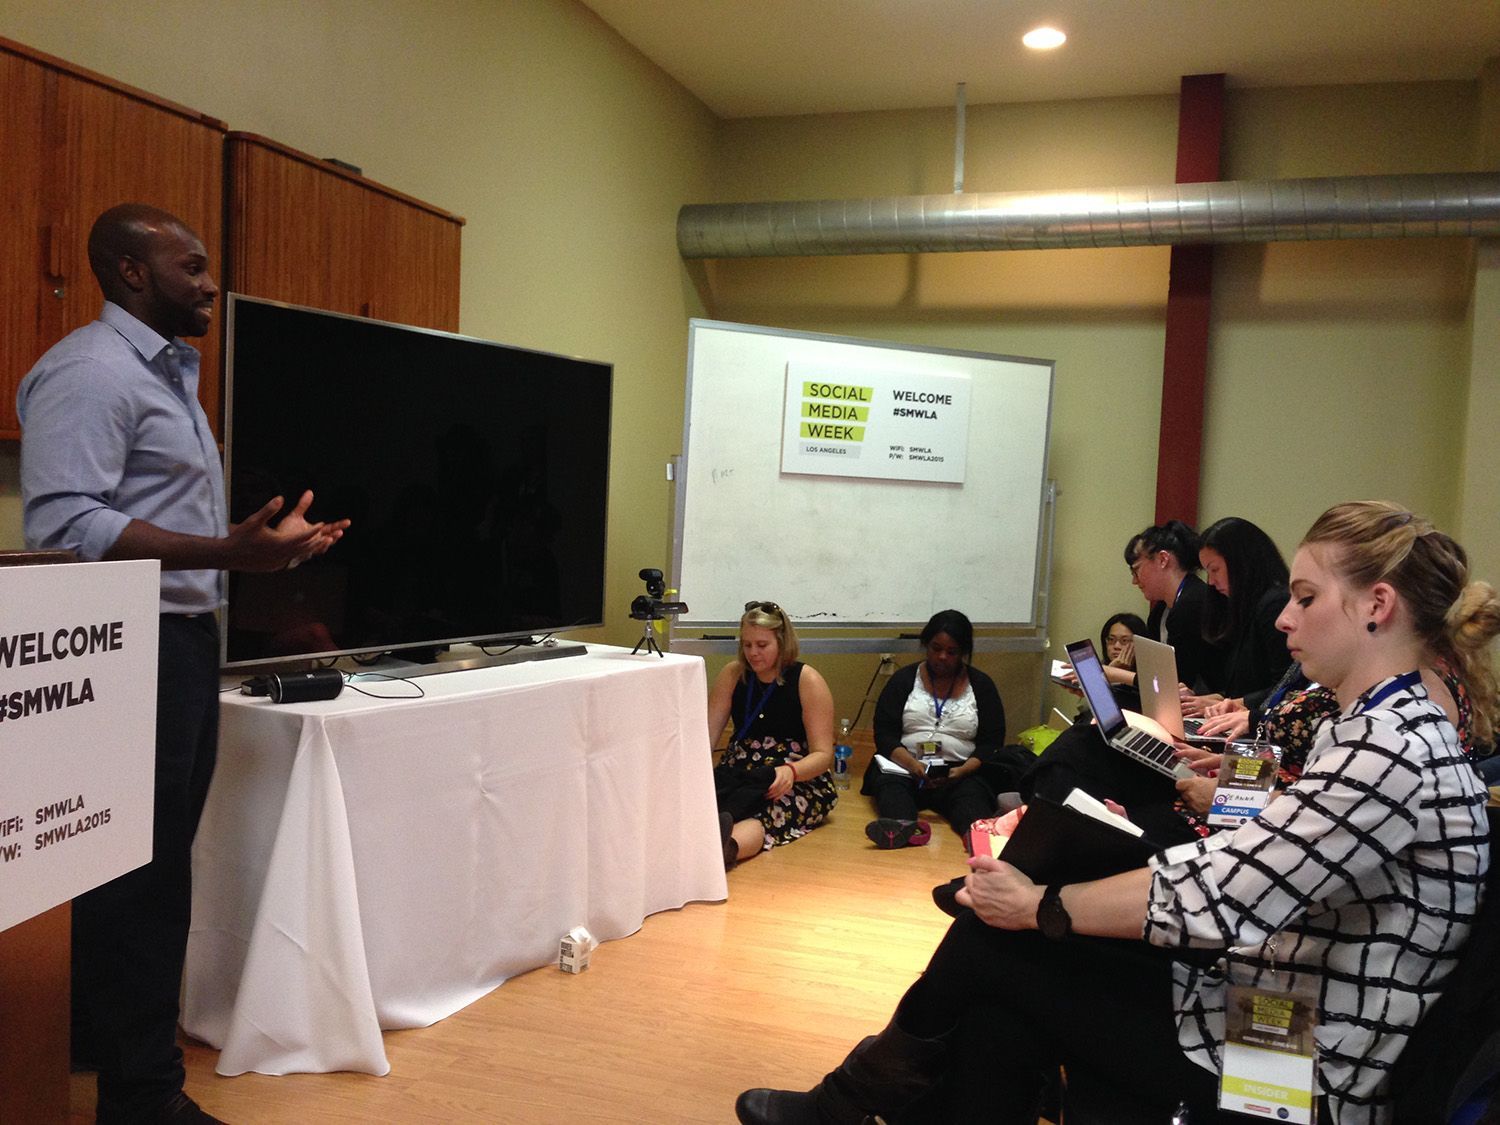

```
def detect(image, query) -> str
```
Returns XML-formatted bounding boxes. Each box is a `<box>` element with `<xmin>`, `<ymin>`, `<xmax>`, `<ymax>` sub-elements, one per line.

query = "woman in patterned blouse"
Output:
<box><xmin>735</xmin><ymin>502</ymin><xmax>1496</xmax><ymax>1125</ymax></box>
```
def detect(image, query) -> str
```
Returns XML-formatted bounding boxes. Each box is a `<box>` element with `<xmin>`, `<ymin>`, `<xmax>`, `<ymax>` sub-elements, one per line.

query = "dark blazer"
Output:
<box><xmin>1213</xmin><ymin>585</ymin><xmax>1292</xmax><ymax>707</ymax></box>
<box><xmin>861</xmin><ymin>661</ymin><xmax>1006</xmax><ymax>794</ymax></box>
<box><xmin>1145</xmin><ymin>572</ymin><xmax>1217</xmax><ymax>691</ymax></box>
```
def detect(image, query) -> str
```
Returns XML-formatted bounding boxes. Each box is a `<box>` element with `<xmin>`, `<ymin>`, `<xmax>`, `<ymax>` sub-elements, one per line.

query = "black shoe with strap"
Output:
<box><xmin>864</xmin><ymin>818</ymin><xmax>920</xmax><ymax>849</ymax></box>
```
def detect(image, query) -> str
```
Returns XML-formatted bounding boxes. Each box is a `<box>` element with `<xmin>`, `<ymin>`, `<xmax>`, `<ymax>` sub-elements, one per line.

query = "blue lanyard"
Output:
<box><xmin>929</xmin><ymin>667</ymin><xmax>958</xmax><ymax>724</ymax></box>
<box><xmin>1261</xmin><ymin>664</ymin><xmax>1307</xmax><ymax>713</ymax></box>
<box><xmin>1352</xmin><ymin>670</ymin><xmax>1422</xmax><ymax>715</ymax></box>
<box><xmin>733</xmin><ymin>677</ymin><xmax>777</xmax><ymax>743</ymax></box>
<box><xmin>1160</xmin><ymin>576</ymin><xmax>1189</xmax><ymax>639</ymax></box>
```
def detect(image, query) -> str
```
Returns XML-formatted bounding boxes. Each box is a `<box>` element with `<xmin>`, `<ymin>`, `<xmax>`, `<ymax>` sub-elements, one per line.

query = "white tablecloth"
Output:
<box><xmin>182</xmin><ymin>647</ymin><xmax>726</xmax><ymax>1076</ymax></box>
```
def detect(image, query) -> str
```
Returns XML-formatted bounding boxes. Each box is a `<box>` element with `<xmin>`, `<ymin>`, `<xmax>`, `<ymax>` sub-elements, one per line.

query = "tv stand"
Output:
<box><xmin>358</xmin><ymin>639</ymin><xmax>589</xmax><ymax>679</ymax></box>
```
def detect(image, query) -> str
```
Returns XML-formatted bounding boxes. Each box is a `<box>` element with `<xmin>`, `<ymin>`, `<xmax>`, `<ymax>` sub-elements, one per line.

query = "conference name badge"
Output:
<box><xmin>1220</xmin><ymin>976</ymin><xmax>1318</xmax><ymax>1123</ymax></box>
<box><xmin>1207</xmin><ymin>746</ymin><xmax>1279</xmax><ymax>828</ymax></box>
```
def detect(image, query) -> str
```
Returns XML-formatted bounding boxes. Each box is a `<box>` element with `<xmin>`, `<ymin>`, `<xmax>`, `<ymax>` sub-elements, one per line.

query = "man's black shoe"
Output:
<box><xmin>155</xmin><ymin>1092</ymin><xmax>227</xmax><ymax>1124</ymax></box>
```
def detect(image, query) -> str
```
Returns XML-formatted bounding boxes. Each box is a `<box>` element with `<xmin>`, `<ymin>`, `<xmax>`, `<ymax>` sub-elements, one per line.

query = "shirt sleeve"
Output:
<box><xmin>19</xmin><ymin>354</ymin><xmax>136</xmax><ymax>561</ymax></box>
<box><xmin>1143</xmin><ymin>710</ymin><xmax>1426</xmax><ymax>949</ymax></box>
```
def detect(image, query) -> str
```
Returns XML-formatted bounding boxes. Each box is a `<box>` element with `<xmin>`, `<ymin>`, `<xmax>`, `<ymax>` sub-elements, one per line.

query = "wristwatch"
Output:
<box><xmin>1036</xmin><ymin>884</ymin><xmax>1072</xmax><ymax>941</ymax></box>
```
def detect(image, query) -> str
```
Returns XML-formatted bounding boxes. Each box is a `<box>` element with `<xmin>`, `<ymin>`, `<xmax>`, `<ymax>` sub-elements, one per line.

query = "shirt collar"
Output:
<box><xmin>99</xmin><ymin>300</ymin><xmax>188</xmax><ymax>364</ymax></box>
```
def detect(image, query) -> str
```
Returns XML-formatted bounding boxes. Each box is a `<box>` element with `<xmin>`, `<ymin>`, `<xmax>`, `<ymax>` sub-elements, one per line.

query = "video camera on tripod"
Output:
<box><xmin>630</xmin><ymin>568</ymin><xmax>687</xmax><ymax>656</ymax></box>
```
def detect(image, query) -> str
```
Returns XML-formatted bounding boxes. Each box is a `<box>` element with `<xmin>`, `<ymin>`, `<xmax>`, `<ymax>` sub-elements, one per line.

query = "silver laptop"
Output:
<box><xmin>1134</xmin><ymin>636</ymin><xmax>1230</xmax><ymax>744</ymax></box>
<box><xmin>1065</xmin><ymin>638</ymin><xmax>1195</xmax><ymax>780</ymax></box>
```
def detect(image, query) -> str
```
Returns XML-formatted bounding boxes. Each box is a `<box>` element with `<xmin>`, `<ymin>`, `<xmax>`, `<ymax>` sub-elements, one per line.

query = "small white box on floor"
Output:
<box><xmin>559</xmin><ymin>926</ymin><xmax>597</xmax><ymax>973</ymax></box>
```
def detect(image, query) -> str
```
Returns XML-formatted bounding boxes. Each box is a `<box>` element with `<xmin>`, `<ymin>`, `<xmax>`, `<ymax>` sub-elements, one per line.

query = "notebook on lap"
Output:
<box><xmin>1064</xmin><ymin>638</ymin><xmax>1195</xmax><ymax>780</ymax></box>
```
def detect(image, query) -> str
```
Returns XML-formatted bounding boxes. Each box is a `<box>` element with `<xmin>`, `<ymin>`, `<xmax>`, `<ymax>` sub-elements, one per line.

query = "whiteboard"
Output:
<box><xmin>672</xmin><ymin>320</ymin><xmax>1054</xmax><ymax>627</ymax></box>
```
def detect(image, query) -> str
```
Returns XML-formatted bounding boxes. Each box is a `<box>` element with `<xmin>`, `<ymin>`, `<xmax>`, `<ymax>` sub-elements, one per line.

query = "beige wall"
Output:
<box><xmin>1</xmin><ymin>2</ymin><xmax>1491</xmax><ymax>727</ymax></box>
<box><xmin>1458</xmin><ymin>61</ymin><xmax>1500</xmax><ymax>588</ymax></box>
<box><xmin>698</xmin><ymin>82</ymin><xmax>1483</xmax><ymax>720</ymax></box>
<box><xmin>0</xmin><ymin>0</ymin><xmax>716</xmax><ymax>650</ymax></box>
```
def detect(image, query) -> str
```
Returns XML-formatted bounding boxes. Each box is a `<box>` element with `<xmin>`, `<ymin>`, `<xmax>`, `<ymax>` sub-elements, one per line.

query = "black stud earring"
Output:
<box><xmin>1366</xmin><ymin>621</ymin><xmax>1377</xmax><ymax>633</ymax></box>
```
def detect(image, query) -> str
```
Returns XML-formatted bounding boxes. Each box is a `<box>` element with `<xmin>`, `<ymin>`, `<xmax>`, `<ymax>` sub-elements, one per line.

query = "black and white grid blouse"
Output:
<box><xmin>1144</xmin><ymin>675</ymin><xmax>1489</xmax><ymax>1124</ymax></box>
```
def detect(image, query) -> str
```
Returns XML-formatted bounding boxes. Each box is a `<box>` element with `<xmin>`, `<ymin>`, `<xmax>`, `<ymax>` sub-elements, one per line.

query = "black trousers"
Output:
<box><xmin>871</xmin><ymin>771</ymin><xmax>995</xmax><ymax>837</ymax></box>
<box><xmin>900</xmin><ymin>911</ymin><xmax>1233</xmax><ymax>1124</ymax></box>
<box><xmin>1022</xmin><ymin>722</ymin><xmax>1199</xmax><ymax>847</ymax></box>
<box><xmin>72</xmin><ymin>613</ymin><xmax>220</xmax><ymax>1121</ymax></box>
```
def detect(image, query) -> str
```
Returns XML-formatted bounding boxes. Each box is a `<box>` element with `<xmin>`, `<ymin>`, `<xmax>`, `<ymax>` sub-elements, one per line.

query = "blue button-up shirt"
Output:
<box><xmin>17</xmin><ymin>301</ymin><xmax>227</xmax><ymax>613</ymax></box>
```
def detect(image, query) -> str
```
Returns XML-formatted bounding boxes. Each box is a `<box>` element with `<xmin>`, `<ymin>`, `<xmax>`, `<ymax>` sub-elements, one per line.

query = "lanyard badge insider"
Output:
<box><xmin>1220</xmin><ymin>939</ymin><xmax>1319</xmax><ymax>1122</ymax></box>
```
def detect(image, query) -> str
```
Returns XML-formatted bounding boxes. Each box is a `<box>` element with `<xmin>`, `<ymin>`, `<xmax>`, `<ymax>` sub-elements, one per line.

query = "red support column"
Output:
<box><xmin>1154</xmin><ymin>73</ymin><xmax>1224</xmax><ymax>527</ymax></box>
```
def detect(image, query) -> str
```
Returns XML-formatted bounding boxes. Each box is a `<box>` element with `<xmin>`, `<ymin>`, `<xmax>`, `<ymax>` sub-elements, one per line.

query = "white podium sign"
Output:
<box><xmin>0</xmin><ymin>560</ymin><xmax>159</xmax><ymax>933</ymax></box>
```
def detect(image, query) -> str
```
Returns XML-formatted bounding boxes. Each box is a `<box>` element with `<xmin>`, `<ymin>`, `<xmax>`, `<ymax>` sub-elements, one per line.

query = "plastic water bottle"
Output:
<box><xmin>834</xmin><ymin>719</ymin><xmax>853</xmax><ymax>790</ymax></box>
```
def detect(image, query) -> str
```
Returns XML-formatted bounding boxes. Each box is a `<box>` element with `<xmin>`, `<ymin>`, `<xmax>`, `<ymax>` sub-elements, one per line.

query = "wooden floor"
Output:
<box><xmin>70</xmin><ymin>736</ymin><xmax>978</xmax><ymax>1123</ymax></box>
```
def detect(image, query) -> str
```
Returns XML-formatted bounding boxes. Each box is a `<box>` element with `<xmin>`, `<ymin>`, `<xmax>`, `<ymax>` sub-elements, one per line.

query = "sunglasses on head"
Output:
<box><xmin>744</xmin><ymin>600</ymin><xmax>783</xmax><ymax>616</ymax></box>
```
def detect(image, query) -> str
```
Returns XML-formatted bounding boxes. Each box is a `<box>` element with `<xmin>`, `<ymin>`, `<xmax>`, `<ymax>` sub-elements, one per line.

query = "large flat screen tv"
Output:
<box><xmin>222</xmin><ymin>296</ymin><xmax>612</xmax><ymax>668</ymax></box>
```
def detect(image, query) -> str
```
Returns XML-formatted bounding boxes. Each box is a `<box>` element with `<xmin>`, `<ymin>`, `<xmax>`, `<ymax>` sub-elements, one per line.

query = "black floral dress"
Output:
<box><xmin>723</xmin><ymin>662</ymin><xmax>837</xmax><ymax>849</ymax></box>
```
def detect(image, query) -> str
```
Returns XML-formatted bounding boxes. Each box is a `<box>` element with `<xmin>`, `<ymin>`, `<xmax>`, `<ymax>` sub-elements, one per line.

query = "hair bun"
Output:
<box><xmin>1446</xmin><ymin>581</ymin><xmax>1500</xmax><ymax>653</ymax></box>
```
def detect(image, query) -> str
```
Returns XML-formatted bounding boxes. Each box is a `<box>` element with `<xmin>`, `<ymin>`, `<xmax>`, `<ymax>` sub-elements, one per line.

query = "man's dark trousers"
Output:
<box><xmin>72</xmin><ymin>613</ymin><xmax>220</xmax><ymax>1121</ymax></box>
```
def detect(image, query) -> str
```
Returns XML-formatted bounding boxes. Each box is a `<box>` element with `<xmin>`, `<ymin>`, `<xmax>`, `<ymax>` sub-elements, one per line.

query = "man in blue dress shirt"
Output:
<box><xmin>17</xmin><ymin>203</ymin><xmax>348</xmax><ymax>1124</ymax></box>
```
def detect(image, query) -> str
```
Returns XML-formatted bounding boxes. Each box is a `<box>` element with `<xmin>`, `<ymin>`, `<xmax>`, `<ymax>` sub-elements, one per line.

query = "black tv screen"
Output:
<box><xmin>222</xmin><ymin>296</ymin><xmax>612</xmax><ymax>667</ymax></box>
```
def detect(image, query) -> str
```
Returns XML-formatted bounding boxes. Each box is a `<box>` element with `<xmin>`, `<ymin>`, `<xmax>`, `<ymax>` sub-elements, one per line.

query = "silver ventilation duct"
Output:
<box><xmin>677</xmin><ymin>172</ymin><xmax>1500</xmax><ymax>259</ymax></box>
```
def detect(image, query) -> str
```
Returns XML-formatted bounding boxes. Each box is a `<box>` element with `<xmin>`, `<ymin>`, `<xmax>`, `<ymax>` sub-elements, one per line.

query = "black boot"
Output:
<box><xmin>720</xmin><ymin>811</ymin><xmax>739</xmax><ymax>871</ymax></box>
<box><xmin>734</xmin><ymin>1010</ymin><xmax>947</xmax><ymax>1124</ymax></box>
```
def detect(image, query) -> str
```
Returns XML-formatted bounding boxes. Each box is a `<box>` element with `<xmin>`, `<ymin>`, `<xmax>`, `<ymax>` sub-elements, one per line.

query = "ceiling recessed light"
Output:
<box><xmin>1023</xmin><ymin>26</ymin><xmax>1067</xmax><ymax>50</ymax></box>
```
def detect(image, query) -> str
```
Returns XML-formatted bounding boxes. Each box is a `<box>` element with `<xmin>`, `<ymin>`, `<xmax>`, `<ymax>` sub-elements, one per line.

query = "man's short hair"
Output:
<box><xmin>86</xmin><ymin>203</ymin><xmax>193</xmax><ymax>296</ymax></box>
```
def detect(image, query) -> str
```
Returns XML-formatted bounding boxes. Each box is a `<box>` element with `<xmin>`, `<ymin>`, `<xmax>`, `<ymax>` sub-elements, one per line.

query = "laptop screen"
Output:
<box><xmin>1131</xmin><ymin>635</ymin><xmax>1185</xmax><ymax>738</ymax></box>
<box><xmin>1064</xmin><ymin>639</ymin><xmax>1125</xmax><ymax>734</ymax></box>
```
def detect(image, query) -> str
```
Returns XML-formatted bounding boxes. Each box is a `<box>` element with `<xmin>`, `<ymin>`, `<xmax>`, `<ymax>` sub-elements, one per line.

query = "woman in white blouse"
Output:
<box><xmin>861</xmin><ymin>609</ymin><xmax>1006</xmax><ymax>848</ymax></box>
<box><xmin>736</xmin><ymin>502</ymin><xmax>1495</xmax><ymax>1125</ymax></box>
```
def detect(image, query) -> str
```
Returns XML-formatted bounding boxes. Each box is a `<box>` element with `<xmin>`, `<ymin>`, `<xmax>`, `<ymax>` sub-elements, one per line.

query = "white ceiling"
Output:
<box><xmin>579</xmin><ymin>0</ymin><xmax>1500</xmax><ymax>119</ymax></box>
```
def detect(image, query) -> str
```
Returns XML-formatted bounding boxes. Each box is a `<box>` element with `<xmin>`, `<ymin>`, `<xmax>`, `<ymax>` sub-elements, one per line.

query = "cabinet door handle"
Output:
<box><xmin>44</xmin><ymin>222</ymin><xmax>63</xmax><ymax>279</ymax></box>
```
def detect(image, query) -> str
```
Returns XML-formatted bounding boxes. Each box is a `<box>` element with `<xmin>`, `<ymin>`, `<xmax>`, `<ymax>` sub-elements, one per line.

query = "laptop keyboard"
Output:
<box><xmin>1116</xmin><ymin>727</ymin><xmax>1183</xmax><ymax>778</ymax></box>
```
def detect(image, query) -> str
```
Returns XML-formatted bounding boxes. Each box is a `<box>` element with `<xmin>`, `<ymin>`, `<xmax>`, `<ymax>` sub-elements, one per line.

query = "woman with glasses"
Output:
<box><xmin>708</xmin><ymin>601</ymin><xmax>837</xmax><ymax>867</ymax></box>
<box><xmin>861</xmin><ymin>610</ymin><xmax>1007</xmax><ymax>848</ymax></box>
<box><xmin>736</xmin><ymin>502</ymin><xmax>1494</xmax><ymax>1124</ymax></box>
<box><xmin>1101</xmin><ymin>611</ymin><xmax>1146</xmax><ymax>673</ymax></box>
<box><xmin>1118</xmin><ymin>520</ymin><xmax>1217</xmax><ymax>692</ymax></box>
<box><xmin>1069</xmin><ymin>611</ymin><xmax>1149</xmax><ymax>718</ymax></box>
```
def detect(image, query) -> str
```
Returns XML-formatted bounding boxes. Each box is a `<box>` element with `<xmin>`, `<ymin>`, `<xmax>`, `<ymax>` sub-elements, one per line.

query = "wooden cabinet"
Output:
<box><xmin>225</xmin><ymin>134</ymin><xmax>463</xmax><ymax>332</ymax></box>
<box><xmin>0</xmin><ymin>37</ymin><xmax>225</xmax><ymax>438</ymax></box>
<box><xmin>0</xmin><ymin>39</ymin><xmax>462</xmax><ymax>441</ymax></box>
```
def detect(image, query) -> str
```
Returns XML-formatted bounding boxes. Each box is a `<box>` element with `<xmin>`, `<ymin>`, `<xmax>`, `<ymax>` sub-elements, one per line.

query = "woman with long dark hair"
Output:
<box><xmin>736</xmin><ymin>502</ymin><xmax>1494</xmax><ymax>1124</ymax></box>
<box><xmin>1193</xmin><ymin>515</ymin><xmax>1293</xmax><ymax>712</ymax></box>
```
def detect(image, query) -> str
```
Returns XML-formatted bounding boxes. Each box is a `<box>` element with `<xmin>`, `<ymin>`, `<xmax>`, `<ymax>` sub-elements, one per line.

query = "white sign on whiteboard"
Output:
<box><xmin>0</xmin><ymin>560</ymin><xmax>158</xmax><ymax>933</ymax></box>
<box><xmin>675</xmin><ymin>320</ymin><xmax>1054</xmax><ymax>627</ymax></box>
<box><xmin>781</xmin><ymin>361</ymin><xmax>971</xmax><ymax>483</ymax></box>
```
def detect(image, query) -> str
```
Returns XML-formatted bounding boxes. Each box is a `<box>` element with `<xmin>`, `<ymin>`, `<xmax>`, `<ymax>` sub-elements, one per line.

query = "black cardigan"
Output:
<box><xmin>861</xmin><ymin>661</ymin><xmax>1006</xmax><ymax>794</ymax></box>
<box><xmin>1145</xmin><ymin>572</ymin><xmax>1217</xmax><ymax>691</ymax></box>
